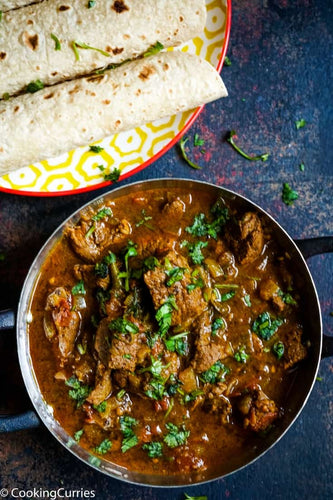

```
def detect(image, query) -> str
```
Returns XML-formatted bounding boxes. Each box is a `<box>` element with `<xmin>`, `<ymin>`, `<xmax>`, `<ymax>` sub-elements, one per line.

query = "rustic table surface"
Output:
<box><xmin>0</xmin><ymin>0</ymin><xmax>332</xmax><ymax>499</ymax></box>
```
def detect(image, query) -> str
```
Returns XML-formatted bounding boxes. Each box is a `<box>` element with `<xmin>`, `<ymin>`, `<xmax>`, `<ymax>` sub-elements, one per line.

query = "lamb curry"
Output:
<box><xmin>28</xmin><ymin>185</ymin><xmax>308</xmax><ymax>477</ymax></box>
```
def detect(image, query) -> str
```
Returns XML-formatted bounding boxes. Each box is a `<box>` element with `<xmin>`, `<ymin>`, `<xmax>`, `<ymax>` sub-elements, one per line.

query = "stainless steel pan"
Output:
<box><xmin>1</xmin><ymin>178</ymin><xmax>332</xmax><ymax>486</ymax></box>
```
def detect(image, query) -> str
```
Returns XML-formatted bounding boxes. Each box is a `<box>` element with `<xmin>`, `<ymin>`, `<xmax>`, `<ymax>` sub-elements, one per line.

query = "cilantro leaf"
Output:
<box><xmin>272</xmin><ymin>341</ymin><xmax>284</xmax><ymax>359</ymax></box>
<box><xmin>72</xmin><ymin>280</ymin><xmax>86</xmax><ymax>295</ymax></box>
<box><xmin>193</xmin><ymin>133</ymin><xmax>205</xmax><ymax>147</ymax></box>
<box><xmin>89</xmin><ymin>145</ymin><xmax>104</xmax><ymax>153</ymax></box>
<box><xmin>227</xmin><ymin>130</ymin><xmax>269</xmax><ymax>162</ymax></box>
<box><xmin>211</xmin><ymin>317</ymin><xmax>226</xmax><ymax>336</ymax></box>
<box><xmin>109</xmin><ymin>317</ymin><xmax>139</xmax><ymax>335</ymax></box>
<box><xmin>295</xmin><ymin>119</ymin><xmax>306</xmax><ymax>129</ymax></box>
<box><xmin>26</xmin><ymin>80</ymin><xmax>44</xmax><ymax>93</ymax></box>
<box><xmin>94</xmin><ymin>438</ymin><xmax>112</xmax><ymax>455</ymax></box>
<box><xmin>142</xmin><ymin>441</ymin><xmax>163</xmax><ymax>458</ymax></box>
<box><xmin>144</xmin><ymin>41</ymin><xmax>164</xmax><ymax>57</ymax></box>
<box><xmin>145</xmin><ymin>378</ymin><xmax>167</xmax><ymax>401</ymax></box>
<box><xmin>164</xmin><ymin>332</ymin><xmax>188</xmax><ymax>356</ymax></box>
<box><xmin>155</xmin><ymin>295</ymin><xmax>178</xmax><ymax>337</ymax></box>
<box><xmin>252</xmin><ymin>312</ymin><xmax>283</xmax><ymax>340</ymax></box>
<box><xmin>51</xmin><ymin>33</ymin><xmax>61</xmax><ymax>50</ymax></box>
<box><xmin>179</xmin><ymin>137</ymin><xmax>202</xmax><ymax>170</ymax></box>
<box><xmin>65</xmin><ymin>376</ymin><xmax>91</xmax><ymax>407</ymax></box>
<box><xmin>200</xmin><ymin>361</ymin><xmax>229</xmax><ymax>384</ymax></box>
<box><xmin>74</xmin><ymin>429</ymin><xmax>84</xmax><ymax>442</ymax></box>
<box><xmin>165</xmin><ymin>266</ymin><xmax>186</xmax><ymax>286</ymax></box>
<box><xmin>234</xmin><ymin>346</ymin><xmax>249</xmax><ymax>363</ymax></box>
<box><xmin>103</xmin><ymin>168</ymin><xmax>121</xmax><ymax>183</ymax></box>
<box><xmin>164</xmin><ymin>422</ymin><xmax>189</xmax><ymax>448</ymax></box>
<box><xmin>92</xmin><ymin>207</ymin><xmax>112</xmax><ymax>222</ymax></box>
<box><xmin>282</xmin><ymin>183</ymin><xmax>298</xmax><ymax>206</ymax></box>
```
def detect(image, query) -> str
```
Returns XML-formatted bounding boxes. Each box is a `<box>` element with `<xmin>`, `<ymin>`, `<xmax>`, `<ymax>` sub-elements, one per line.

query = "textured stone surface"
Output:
<box><xmin>0</xmin><ymin>0</ymin><xmax>332</xmax><ymax>498</ymax></box>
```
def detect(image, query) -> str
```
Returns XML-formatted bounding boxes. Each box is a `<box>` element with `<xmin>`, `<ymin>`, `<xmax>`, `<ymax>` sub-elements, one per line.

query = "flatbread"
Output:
<box><xmin>0</xmin><ymin>51</ymin><xmax>228</xmax><ymax>175</ymax></box>
<box><xmin>0</xmin><ymin>0</ymin><xmax>43</xmax><ymax>12</ymax></box>
<box><xmin>0</xmin><ymin>0</ymin><xmax>206</xmax><ymax>97</ymax></box>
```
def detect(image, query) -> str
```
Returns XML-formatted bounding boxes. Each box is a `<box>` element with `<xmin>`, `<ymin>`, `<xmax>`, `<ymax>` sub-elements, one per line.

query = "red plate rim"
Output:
<box><xmin>0</xmin><ymin>0</ymin><xmax>232</xmax><ymax>198</ymax></box>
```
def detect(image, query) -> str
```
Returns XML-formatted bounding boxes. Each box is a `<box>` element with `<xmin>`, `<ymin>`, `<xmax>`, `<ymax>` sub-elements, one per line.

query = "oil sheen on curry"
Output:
<box><xmin>29</xmin><ymin>187</ymin><xmax>308</xmax><ymax>476</ymax></box>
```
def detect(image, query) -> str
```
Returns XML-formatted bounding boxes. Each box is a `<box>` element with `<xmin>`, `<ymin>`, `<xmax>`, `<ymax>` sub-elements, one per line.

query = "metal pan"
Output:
<box><xmin>1</xmin><ymin>178</ymin><xmax>333</xmax><ymax>486</ymax></box>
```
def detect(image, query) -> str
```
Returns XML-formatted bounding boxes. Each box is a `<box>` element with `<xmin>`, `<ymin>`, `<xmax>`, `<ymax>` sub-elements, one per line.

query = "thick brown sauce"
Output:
<box><xmin>29</xmin><ymin>187</ymin><xmax>305</xmax><ymax>478</ymax></box>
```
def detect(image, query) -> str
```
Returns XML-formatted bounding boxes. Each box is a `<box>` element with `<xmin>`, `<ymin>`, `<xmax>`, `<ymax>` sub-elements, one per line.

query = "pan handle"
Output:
<box><xmin>0</xmin><ymin>411</ymin><xmax>40</xmax><ymax>433</ymax></box>
<box><xmin>0</xmin><ymin>308</ymin><xmax>16</xmax><ymax>331</ymax></box>
<box><xmin>295</xmin><ymin>236</ymin><xmax>333</xmax><ymax>259</ymax></box>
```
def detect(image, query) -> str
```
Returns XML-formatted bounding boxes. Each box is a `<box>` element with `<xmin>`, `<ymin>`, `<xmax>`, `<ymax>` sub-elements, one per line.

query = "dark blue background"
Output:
<box><xmin>1</xmin><ymin>0</ymin><xmax>332</xmax><ymax>498</ymax></box>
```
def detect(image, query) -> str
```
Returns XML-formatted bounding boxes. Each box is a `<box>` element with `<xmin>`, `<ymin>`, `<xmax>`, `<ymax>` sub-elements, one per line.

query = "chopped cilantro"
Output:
<box><xmin>272</xmin><ymin>341</ymin><xmax>284</xmax><ymax>359</ymax></box>
<box><xmin>94</xmin><ymin>261</ymin><xmax>109</xmax><ymax>279</ymax></box>
<box><xmin>119</xmin><ymin>415</ymin><xmax>138</xmax><ymax>452</ymax></box>
<box><xmin>200</xmin><ymin>361</ymin><xmax>229</xmax><ymax>384</ymax></box>
<box><xmin>51</xmin><ymin>33</ymin><xmax>61</xmax><ymax>50</ymax></box>
<box><xmin>179</xmin><ymin>136</ymin><xmax>202</xmax><ymax>170</ymax></box>
<box><xmin>139</xmin><ymin>356</ymin><xmax>166</xmax><ymax>378</ymax></box>
<box><xmin>89</xmin><ymin>145</ymin><xmax>104</xmax><ymax>153</ymax></box>
<box><xmin>211</xmin><ymin>317</ymin><xmax>226</xmax><ymax>336</ymax></box>
<box><xmin>252</xmin><ymin>312</ymin><xmax>283</xmax><ymax>340</ymax></box>
<box><xmin>93</xmin><ymin>401</ymin><xmax>107</xmax><ymax>413</ymax></box>
<box><xmin>120</xmin><ymin>240</ymin><xmax>138</xmax><ymax>291</ymax></box>
<box><xmin>74</xmin><ymin>429</ymin><xmax>84</xmax><ymax>442</ymax></box>
<box><xmin>135</xmin><ymin>209</ymin><xmax>153</xmax><ymax>228</ymax></box>
<box><xmin>166</xmin><ymin>266</ymin><xmax>186</xmax><ymax>286</ymax></box>
<box><xmin>164</xmin><ymin>332</ymin><xmax>188</xmax><ymax>356</ymax></box>
<box><xmin>94</xmin><ymin>438</ymin><xmax>112</xmax><ymax>455</ymax></box>
<box><xmin>2</xmin><ymin>93</ymin><xmax>10</xmax><ymax>101</ymax></box>
<box><xmin>183</xmin><ymin>389</ymin><xmax>204</xmax><ymax>404</ymax></box>
<box><xmin>243</xmin><ymin>294</ymin><xmax>252</xmax><ymax>307</ymax></box>
<box><xmin>145</xmin><ymin>378</ymin><xmax>167</xmax><ymax>401</ymax></box>
<box><xmin>299</xmin><ymin>162</ymin><xmax>305</xmax><ymax>172</ymax></box>
<box><xmin>194</xmin><ymin>133</ymin><xmax>205</xmax><ymax>147</ymax></box>
<box><xmin>143</xmin><ymin>255</ymin><xmax>160</xmax><ymax>270</ymax></box>
<box><xmin>92</xmin><ymin>207</ymin><xmax>112</xmax><ymax>222</ymax></box>
<box><xmin>295</xmin><ymin>119</ymin><xmax>306</xmax><ymax>129</ymax></box>
<box><xmin>281</xmin><ymin>292</ymin><xmax>297</xmax><ymax>305</ymax></box>
<box><xmin>234</xmin><ymin>346</ymin><xmax>249</xmax><ymax>363</ymax></box>
<box><xmin>117</xmin><ymin>389</ymin><xmax>126</xmax><ymax>400</ymax></box>
<box><xmin>227</xmin><ymin>130</ymin><xmax>269</xmax><ymax>162</ymax></box>
<box><xmin>219</xmin><ymin>290</ymin><xmax>236</xmax><ymax>302</ymax></box>
<box><xmin>109</xmin><ymin>317</ymin><xmax>139</xmax><ymax>335</ymax></box>
<box><xmin>282</xmin><ymin>183</ymin><xmax>298</xmax><ymax>206</ymax></box>
<box><xmin>185</xmin><ymin>207</ymin><xmax>228</xmax><ymax>240</ymax></box>
<box><xmin>123</xmin><ymin>353</ymin><xmax>132</xmax><ymax>360</ymax></box>
<box><xmin>104</xmin><ymin>168</ymin><xmax>121</xmax><ymax>182</ymax></box>
<box><xmin>142</xmin><ymin>441</ymin><xmax>163</xmax><ymax>458</ymax></box>
<box><xmin>144</xmin><ymin>41</ymin><xmax>164</xmax><ymax>57</ymax></box>
<box><xmin>77</xmin><ymin>342</ymin><xmax>87</xmax><ymax>355</ymax></box>
<box><xmin>155</xmin><ymin>295</ymin><xmax>178</xmax><ymax>337</ymax></box>
<box><xmin>72</xmin><ymin>280</ymin><xmax>86</xmax><ymax>295</ymax></box>
<box><xmin>26</xmin><ymin>80</ymin><xmax>44</xmax><ymax>93</ymax></box>
<box><xmin>88</xmin><ymin>0</ymin><xmax>96</xmax><ymax>7</ymax></box>
<box><xmin>104</xmin><ymin>251</ymin><xmax>117</xmax><ymax>265</ymax></box>
<box><xmin>164</xmin><ymin>422</ymin><xmax>189</xmax><ymax>448</ymax></box>
<box><xmin>224</xmin><ymin>55</ymin><xmax>232</xmax><ymax>66</ymax></box>
<box><xmin>65</xmin><ymin>376</ymin><xmax>91</xmax><ymax>407</ymax></box>
<box><xmin>187</xmin><ymin>274</ymin><xmax>204</xmax><ymax>293</ymax></box>
<box><xmin>184</xmin><ymin>240</ymin><xmax>208</xmax><ymax>265</ymax></box>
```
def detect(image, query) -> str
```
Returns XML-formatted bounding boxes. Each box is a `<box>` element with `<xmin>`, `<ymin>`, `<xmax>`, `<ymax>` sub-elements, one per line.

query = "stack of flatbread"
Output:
<box><xmin>0</xmin><ymin>0</ymin><xmax>228</xmax><ymax>176</ymax></box>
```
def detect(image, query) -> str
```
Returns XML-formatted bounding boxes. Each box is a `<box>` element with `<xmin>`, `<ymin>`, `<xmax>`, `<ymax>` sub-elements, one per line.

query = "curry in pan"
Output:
<box><xmin>28</xmin><ymin>186</ymin><xmax>308</xmax><ymax>476</ymax></box>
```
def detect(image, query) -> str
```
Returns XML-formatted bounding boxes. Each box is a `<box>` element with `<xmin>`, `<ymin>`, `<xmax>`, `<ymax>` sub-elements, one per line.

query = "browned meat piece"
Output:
<box><xmin>283</xmin><ymin>329</ymin><xmax>307</xmax><ymax>369</ymax></box>
<box><xmin>136</xmin><ymin>233</ymin><xmax>176</xmax><ymax>259</ymax></box>
<box><xmin>178</xmin><ymin>367</ymin><xmax>198</xmax><ymax>393</ymax></box>
<box><xmin>203</xmin><ymin>383</ymin><xmax>232</xmax><ymax>424</ymax></box>
<box><xmin>66</xmin><ymin>218</ymin><xmax>132</xmax><ymax>263</ymax></box>
<box><xmin>44</xmin><ymin>287</ymin><xmax>80</xmax><ymax>364</ymax></box>
<box><xmin>143</xmin><ymin>251</ymin><xmax>206</xmax><ymax>327</ymax></box>
<box><xmin>191</xmin><ymin>311</ymin><xmax>228</xmax><ymax>373</ymax></box>
<box><xmin>238</xmin><ymin>388</ymin><xmax>279</xmax><ymax>432</ymax></box>
<box><xmin>259</xmin><ymin>279</ymin><xmax>285</xmax><ymax>311</ymax></box>
<box><xmin>226</xmin><ymin>212</ymin><xmax>264</xmax><ymax>265</ymax></box>
<box><xmin>74</xmin><ymin>355</ymin><xmax>95</xmax><ymax>385</ymax></box>
<box><xmin>109</xmin><ymin>330</ymin><xmax>145</xmax><ymax>372</ymax></box>
<box><xmin>161</xmin><ymin>198</ymin><xmax>186</xmax><ymax>228</ymax></box>
<box><xmin>112</xmin><ymin>370</ymin><xmax>142</xmax><ymax>392</ymax></box>
<box><xmin>86</xmin><ymin>362</ymin><xmax>112</xmax><ymax>406</ymax></box>
<box><xmin>94</xmin><ymin>318</ymin><xmax>111</xmax><ymax>367</ymax></box>
<box><xmin>104</xmin><ymin>290</ymin><xmax>124</xmax><ymax>318</ymax></box>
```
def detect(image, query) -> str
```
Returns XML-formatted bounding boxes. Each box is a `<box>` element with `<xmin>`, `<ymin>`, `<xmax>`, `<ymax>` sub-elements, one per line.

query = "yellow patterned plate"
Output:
<box><xmin>0</xmin><ymin>0</ymin><xmax>231</xmax><ymax>197</ymax></box>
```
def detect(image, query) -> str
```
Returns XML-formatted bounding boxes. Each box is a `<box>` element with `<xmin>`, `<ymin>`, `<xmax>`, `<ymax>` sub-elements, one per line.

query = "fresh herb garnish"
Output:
<box><xmin>139</xmin><ymin>356</ymin><xmax>166</xmax><ymax>378</ymax></box>
<box><xmin>183</xmin><ymin>389</ymin><xmax>204</xmax><ymax>404</ymax></box>
<box><xmin>282</xmin><ymin>183</ymin><xmax>298</xmax><ymax>206</ymax></box>
<box><xmin>135</xmin><ymin>209</ymin><xmax>153</xmax><ymax>228</ymax></box>
<box><xmin>187</xmin><ymin>274</ymin><xmax>204</xmax><ymax>292</ymax></box>
<box><xmin>243</xmin><ymin>294</ymin><xmax>252</xmax><ymax>307</ymax></box>
<box><xmin>143</xmin><ymin>255</ymin><xmax>160</xmax><ymax>270</ymax></box>
<box><xmin>200</xmin><ymin>361</ymin><xmax>229</xmax><ymax>385</ymax></box>
<box><xmin>26</xmin><ymin>80</ymin><xmax>44</xmax><ymax>93</ymax></box>
<box><xmin>145</xmin><ymin>378</ymin><xmax>167</xmax><ymax>400</ymax></box>
<box><xmin>295</xmin><ymin>119</ymin><xmax>306</xmax><ymax>129</ymax></box>
<box><xmin>92</xmin><ymin>207</ymin><xmax>112</xmax><ymax>221</ymax></box>
<box><xmin>234</xmin><ymin>346</ymin><xmax>249</xmax><ymax>363</ymax></box>
<box><xmin>121</xmin><ymin>240</ymin><xmax>138</xmax><ymax>292</ymax></box>
<box><xmin>74</xmin><ymin>429</ymin><xmax>84</xmax><ymax>442</ymax></box>
<box><xmin>299</xmin><ymin>162</ymin><xmax>305</xmax><ymax>172</ymax></box>
<box><xmin>280</xmin><ymin>292</ymin><xmax>297</xmax><ymax>305</ymax></box>
<box><xmin>109</xmin><ymin>317</ymin><xmax>139</xmax><ymax>335</ymax></box>
<box><xmin>164</xmin><ymin>422</ymin><xmax>189</xmax><ymax>448</ymax></box>
<box><xmin>72</xmin><ymin>40</ymin><xmax>110</xmax><ymax>60</ymax></box>
<box><xmin>155</xmin><ymin>295</ymin><xmax>178</xmax><ymax>337</ymax></box>
<box><xmin>89</xmin><ymin>145</ymin><xmax>104</xmax><ymax>153</ymax></box>
<box><xmin>252</xmin><ymin>312</ymin><xmax>283</xmax><ymax>340</ymax></box>
<box><xmin>211</xmin><ymin>317</ymin><xmax>226</xmax><ymax>336</ymax></box>
<box><xmin>50</xmin><ymin>33</ymin><xmax>61</xmax><ymax>50</ymax></box>
<box><xmin>272</xmin><ymin>341</ymin><xmax>284</xmax><ymax>359</ymax></box>
<box><xmin>184</xmin><ymin>494</ymin><xmax>208</xmax><ymax>500</ymax></box>
<box><xmin>142</xmin><ymin>441</ymin><xmax>163</xmax><ymax>458</ymax></box>
<box><xmin>185</xmin><ymin>207</ymin><xmax>228</xmax><ymax>240</ymax></box>
<box><xmin>93</xmin><ymin>400</ymin><xmax>107</xmax><ymax>413</ymax></box>
<box><xmin>94</xmin><ymin>438</ymin><xmax>112</xmax><ymax>455</ymax></box>
<box><xmin>164</xmin><ymin>332</ymin><xmax>188</xmax><ymax>356</ymax></box>
<box><xmin>165</xmin><ymin>266</ymin><xmax>186</xmax><ymax>287</ymax></box>
<box><xmin>94</xmin><ymin>261</ymin><xmax>109</xmax><ymax>279</ymax></box>
<box><xmin>143</xmin><ymin>41</ymin><xmax>164</xmax><ymax>57</ymax></box>
<box><xmin>119</xmin><ymin>415</ymin><xmax>138</xmax><ymax>452</ymax></box>
<box><xmin>65</xmin><ymin>376</ymin><xmax>91</xmax><ymax>407</ymax></box>
<box><xmin>193</xmin><ymin>133</ymin><xmax>205</xmax><ymax>147</ymax></box>
<box><xmin>87</xmin><ymin>0</ymin><xmax>96</xmax><ymax>7</ymax></box>
<box><xmin>2</xmin><ymin>93</ymin><xmax>10</xmax><ymax>101</ymax></box>
<box><xmin>179</xmin><ymin>136</ymin><xmax>202</xmax><ymax>170</ymax></box>
<box><xmin>77</xmin><ymin>342</ymin><xmax>87</xmax><ymax>355</ymax></box>
<box><xmin>72</xmin><ymin>280</ymin><xmax>86</xmax><ymax>295</ymax></box>
<box><xmin>103</xmin><ymin>168</ymin><xmax>121</xmax><ymax>182</ymax></box>
<box><xmin>224</xmin><ymin>55</ymin><xmax>232</xmax><ymax>66</ymax></box>
<box><xmin>227</xmin><ymin>130</ymin><xmax>269</xmax><ymax>162</ymax></box>
<box><xmin>185</xmin><ymin>240</ymin><xmax>208</xmax><ymax>265</ymax></box>
<box><xmin>218</xmin><ymin>289</ymin><xmax>236</xmax><ymax>302</ymax></box>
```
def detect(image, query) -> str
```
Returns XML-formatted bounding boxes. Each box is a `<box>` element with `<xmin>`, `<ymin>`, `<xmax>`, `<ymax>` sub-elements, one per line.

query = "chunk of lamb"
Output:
<box><xmin>109</xmin><ymin>329</ymin><xmax>147</xmax><ymax>372</ymax></box>
<box><xmin>226</xmin><ymin>212</ymin><xmax>264</xmax><ymax>265</ymax></box>
<box><xmin>66</xmin><ymin>217</ymin><xmax>131</xmax><ymax>263</ymax></box>
<box><xmin>191</xmin><ymin>311</ymin><xmax>228</xmax><ymax>373</ymax></box>
<box><xmin>86</xmin><ymin>361</ymin><xmax>112</xmax><ymax>407</ymax></box>
<box><xmin>283</xmin><ymin>329</ymin><xmax>307</xmax><ymax>369</ymax></box>
<box><xmin>44</xmin><ymin>287</ymin><xmax>80</xmax><ymax>364</ymax></box>
<box><xmin>259</xmin><ymin>279</ymin><xmax>285</xmax><ymax>311</ymax></box>
<box><xmin>238</xmin><ymin>388</ymin><xmax>279</xmax><ymax>432</ymax></box>
<box><xmin>143</xmin><ymin>251</ymin><xmax>206</xmax><ymax>327</ymax></box>
<box><xmin>136</xmin><ymin>233</ymin><xmax>176</xmax><ymax>259</ymax></box>
<box><xmin>203</xmin><ymin>383</ymin><xmax>232</xmax><ymax>424</ymax></box>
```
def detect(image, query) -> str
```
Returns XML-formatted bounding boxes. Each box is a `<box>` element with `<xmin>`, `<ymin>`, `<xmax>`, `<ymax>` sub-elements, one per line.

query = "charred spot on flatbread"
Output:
<box><xmin>112</xmin><ymin>1</ymin><xmax>129</xmax><ymax>14</ymax></box>
<box><xmin>139</xmin><ymin>65</ymin><xmax>155</xmax><ymax>81</ymax></box>
<box><xmin>44</xmin><ymin>93</ymin><xmax>55</xmax><ymax>100</ymax></box>
<box><xmin>58</xmin><ymin>5</ymin><xmax>71</xmax><ymax>11</ymax></box>
<box><xmin>0</xmin><ymin>52</ymin><xmax>7</xmax><ymax>61</ymax></box>
<box><xmin>86</xmin><ymin>75</ymin><xmax>104</xmax><ymax>84</ymax></box>
<box><xmin>22</xmin><ymin>32</ymin><xmax>39</xmax><ymax>51</ymax></box>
